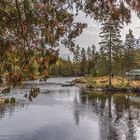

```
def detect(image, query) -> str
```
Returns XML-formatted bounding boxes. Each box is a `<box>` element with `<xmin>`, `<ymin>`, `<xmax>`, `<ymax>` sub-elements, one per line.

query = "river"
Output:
<box><xmin>0</xmin><ymin>77</ymin><xmax>140</xmax><ymax>140</ymax></box>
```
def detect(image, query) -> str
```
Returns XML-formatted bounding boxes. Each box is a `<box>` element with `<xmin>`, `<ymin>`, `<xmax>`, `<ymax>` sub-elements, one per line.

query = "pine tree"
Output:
<box><xmin>87</xmin><ymin>46</ymin><xmax>92</xmax><ymax>61</ymax></box>
<box><xmin>73</xmin><ymin>45</ymin><xmax>81</xmax><ymax>64</ymax></box>
<box><xmin>67</xmin><ymin>56</ymin><xmax>73</xmax><ymax>76</ymax></box>
<box><xmin>86</xmin><ymin>46</ymin><xmax>92</xmax><ymax>74</ymax></box>
<box><xmin>99</xmin><ymin>14</ymin><xmax>123</xmax><ymax>88</ymax></box>
<box><xmin>86</xmin><ymin>45</ymin><xmax>97</xmax><ymax>75</ymax></box>
<box><xmin>124</xmin><ymin>29</ymin><xmax>136</xmax><ymax>72</ymax></box>
<box><xmin>136</xmin><ymin>38</ymin><xmax>140</xmax><ymax>49</ymax></box>
<box><xmin>73</xmin><ymin>45</ymin><xmax>81</xmax><ymax>76</ymax></box>
<box><xmin>80</xmin><ymin>48</ymin><xmax>87</xmax><ymax>75</ymax></box>
<box><xmin>112</xmin><ymin>44</ymin><xmax>125</xmax><ymax>76</ymax></box>
<box><xmin>90</xmin><ymin>44</ymin><xmax>96</xmax><ymax>74</ymax></box>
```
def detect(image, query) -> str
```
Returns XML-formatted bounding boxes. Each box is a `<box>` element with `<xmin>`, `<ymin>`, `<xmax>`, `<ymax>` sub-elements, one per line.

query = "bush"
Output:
<box><xmin>4</xmin><ymin>98</ymin><xmax>10</xmax><ymax>104</ymax></box>
<box><xmin>10</xmin><ymin>98</ymin><xmax>16</xmax><ymax>104</ymax></box>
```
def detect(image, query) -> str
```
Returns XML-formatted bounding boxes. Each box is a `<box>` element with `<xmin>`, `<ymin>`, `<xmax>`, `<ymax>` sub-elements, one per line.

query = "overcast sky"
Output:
<box><xmin>59</xmin><ymin>11</ymin><xmax>140</xmax><ymax>59</ymax></box>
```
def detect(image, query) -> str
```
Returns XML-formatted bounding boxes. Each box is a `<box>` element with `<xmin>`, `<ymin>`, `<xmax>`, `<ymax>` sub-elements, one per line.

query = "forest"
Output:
<box><xmin>1</xmin><ymin>1</ymin><xmax>140</xmax><ymax>140</ymax></box>
<box><xmin>0</xmin><ymin>0</ymin><xmax>140</xmax><ymax>87</ymax></box>
<box><xmin>49</xmin><ymin>30</ymin><xmax>140</xmax><ymax>79</ymax></box>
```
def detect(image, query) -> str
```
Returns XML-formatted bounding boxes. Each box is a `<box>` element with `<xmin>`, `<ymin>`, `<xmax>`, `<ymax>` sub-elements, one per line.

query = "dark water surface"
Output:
<box><xmin>0</xmin><ymin>77</ymin><xmax>140</xmax><ymax>140</ymax></box>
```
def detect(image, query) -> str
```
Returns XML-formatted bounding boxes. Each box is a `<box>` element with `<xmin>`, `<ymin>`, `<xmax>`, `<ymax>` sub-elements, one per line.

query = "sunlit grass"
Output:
<box><xmin>75</xmin><ymin>76</ymin><xmax>140</xmax><ymax>88</ymax></box>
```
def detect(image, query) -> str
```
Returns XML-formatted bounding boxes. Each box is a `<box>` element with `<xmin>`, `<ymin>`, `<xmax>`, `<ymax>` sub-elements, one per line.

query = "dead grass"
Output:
<box><xmin>76</xmin><ymin>76</ymin><xmax>140</xmax><ymax>88</ymax></box>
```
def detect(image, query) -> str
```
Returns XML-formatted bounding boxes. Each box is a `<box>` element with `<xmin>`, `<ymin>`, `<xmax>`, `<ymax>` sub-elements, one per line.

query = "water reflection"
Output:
<box><xmin>73</xmin><ymin>93</ymin><xmax>80</xmax><ymax>125</ymax></box>
<box><xmin>0</xmin><ymin>103</ymin><xmax>26</xmax><ymax>121</ymax></box>
<box><xmin>0</xmin><ymin>78</ymin><xmax>139</xmax><ymax>140</ymax></box>
<box><xmin>79</xmin><ymin>89</ymin><xmax>140</xmax><ymax>140</ymax></box>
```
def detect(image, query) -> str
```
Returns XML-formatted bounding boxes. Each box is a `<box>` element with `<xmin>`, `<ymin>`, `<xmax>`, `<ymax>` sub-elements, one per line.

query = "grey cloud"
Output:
<box><xmin>60</xmin><ymin>11</ymin><xmax>140</xmax><ymax>58</ymax></box>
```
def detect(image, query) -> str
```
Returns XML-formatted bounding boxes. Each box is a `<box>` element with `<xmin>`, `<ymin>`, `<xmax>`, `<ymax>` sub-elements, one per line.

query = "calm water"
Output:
<box><xmin>0</xmin><ymin>77</ymin><xmax>140</xmax><ymax>140</ymax></box>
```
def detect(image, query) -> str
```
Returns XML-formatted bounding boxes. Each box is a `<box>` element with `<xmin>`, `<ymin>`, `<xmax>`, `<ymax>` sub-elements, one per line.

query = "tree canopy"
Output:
<box><xmin>83</xmin><ymin>0</ymin><xmax>140</xmax><ymax>23</ymax></box>
<box><xmin>0</xmin><ymin>0</ymin><xmax>86</xmax><ymax>85</ymax></box>
<box><xmin>1</xmin><ymin>0</ymin><xmax>140</xmax><ymax>85</ymax></box>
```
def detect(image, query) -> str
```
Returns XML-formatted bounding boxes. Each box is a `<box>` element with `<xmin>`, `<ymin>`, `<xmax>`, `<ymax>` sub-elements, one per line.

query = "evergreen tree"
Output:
<box><xmin>112</xmin><ymin>44</ymin><xmax>125</xmax><ymax>76</ymax></box>
<box><xmin>86</xmin><ymin>46</ymin><xmax>92</xmax><ymax>74</ymax></box>
<box><xmin>86</xmin><ymin>45</ymin><xmax>97</xmax><ymax>75</ymax></box>
<box><xmin>91</xmin><ymin>45</ymin><xmax>96</xmax><ymax>58</ymax></box>
<box><xmin>99</xmin><ymin>13</ymin><xmax>123</xmax><ymax>88</ymax></box>
<box><xmin>87</xmin><ymin>46</ymin><xmax>92</xmax><ymax>61</ymax></box>
<box><xmin>98</xmin><ymin>47</ymin><xmax>109</xmax><ymax>76</ymax></box>
<box><xmin>67</xmin><ymin>56</ymin><xmax>73</xmax><ymax>76</ymax></box>
<box><xmin>123</xmin><ymin>29</ymin><xmax>136</xmax><ymax>72</ymax></box>
<box><xmin>80</xmin><ymin>48</ymin><xmax>87</xmax><ymax>75</ymax></box>
<box><xmin>136</xmin><ymin>38</ymin><xmax>140</xmax><ymax>49</ymax></box>
<box><xmin>73</xmin><ymin>45</ymin><xmax>81</xmax><ymax>76</ymax></box>
<box><xmin>90</xmin><ymin>44</ymin><xmax>96</xmax><ymax>74</ymax></box>
<box><xmin>73</xmin><ymin>45</ymin><xmax>81</xmax><ymax>64</ymax></box>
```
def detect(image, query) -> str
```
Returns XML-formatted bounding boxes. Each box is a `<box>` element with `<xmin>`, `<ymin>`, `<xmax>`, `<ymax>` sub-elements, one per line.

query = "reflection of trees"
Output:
<box><xmin>0</xmin><ymin>107</ymin><xmax>6</xmax><ymax>120</ymax></box>
<box><xmin>79</xmin><ymin>90</ymin><xmax>140</xmax><ymax>140</ymax></box>
<box><xmin>126</xmin><ymin>96</ymin><xmax>136</xmax><ymax>140</ymax></box>
<box><xmin>0</xmin><ymin>103</ymin><xmax>25</xmax><ymax>121</ymax></box>
<box><xmin>73</xmin><ymin>94</ymin><xmax>80</xmax><ymax>125</ymax></box>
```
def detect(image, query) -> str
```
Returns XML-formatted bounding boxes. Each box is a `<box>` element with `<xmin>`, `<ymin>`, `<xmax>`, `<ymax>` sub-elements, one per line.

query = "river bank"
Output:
<box><xmin>0</xmin><ymin>77</ymin><xmax>140</xmax><ymax>140</ymax></box>
<box><xmin>74</xmin><ymin>76</ymin><xmax>140</xmax><ymax>93</ymax></box>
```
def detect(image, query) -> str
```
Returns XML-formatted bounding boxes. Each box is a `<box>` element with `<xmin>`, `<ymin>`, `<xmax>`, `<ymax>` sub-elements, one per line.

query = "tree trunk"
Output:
<box><xmin>109</xmin><ymin>27</ymin><xmax>112</xmax><ymax>90</ymax></box>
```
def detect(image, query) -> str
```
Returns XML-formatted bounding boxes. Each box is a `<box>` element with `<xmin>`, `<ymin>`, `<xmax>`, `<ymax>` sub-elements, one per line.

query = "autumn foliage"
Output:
<box><xmin>0</xmin><ymin>0</ymin><xmax>140</xmax><ymax>86</ymax></box>
<box><xmin>0</xmin><ymin>0</ymin><xmax>86</xmax><ymax>86</ymax></box>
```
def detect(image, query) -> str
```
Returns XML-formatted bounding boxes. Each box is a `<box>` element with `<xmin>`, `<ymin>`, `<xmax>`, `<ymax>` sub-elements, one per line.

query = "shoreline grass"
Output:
<box><xmin>74</xmin><ymin>76</ymin><xmax>140</xmax><ymax>92</ymax></box>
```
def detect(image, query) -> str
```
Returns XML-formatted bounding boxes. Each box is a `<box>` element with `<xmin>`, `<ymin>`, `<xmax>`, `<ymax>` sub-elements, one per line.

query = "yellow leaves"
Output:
<box><xmin>0</xmin><ymin>0</ymin><xmax>88</xmax><ymax>85</ymax></box>
<box><xmin>35</xmin><ymin>56</ymin><xmax>41</xmax><ymax>64</ymax></box>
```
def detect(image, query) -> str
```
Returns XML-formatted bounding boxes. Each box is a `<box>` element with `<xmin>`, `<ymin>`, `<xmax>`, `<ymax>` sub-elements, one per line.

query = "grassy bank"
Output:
<box><xmin>75</xmin><ymin>76</ymin><xmax>140</xmax><ymax>90</ymax></box>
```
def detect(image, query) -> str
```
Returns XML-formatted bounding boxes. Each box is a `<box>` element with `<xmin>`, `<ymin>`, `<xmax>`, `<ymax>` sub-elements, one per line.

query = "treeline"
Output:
<box><xmin>49</xmin><ymin>57</ymin><xmax>73</xmax><ymax>76</ymax></box>
<box><xmin>49</xmin><ymin>29</ymin><xmax>140</xmax><ymax>77</ymax></box>
<box><xmin>49</xmin><ymin>45</ymin><xmax>99</xmax><ymax>77</ymax></box>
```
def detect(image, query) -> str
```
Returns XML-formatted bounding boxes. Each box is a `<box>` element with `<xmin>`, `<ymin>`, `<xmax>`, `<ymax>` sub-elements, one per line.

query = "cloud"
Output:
<box><xmin>60</xmin><ymin>12</ymin><xmax>140</xmax><ymax>58</ymax></box>
<box><xmin>74</xmin><ymin>11</ymin><xmax>101</xmax><ymax>49</ymax></box>
<box><xmin>121</xmin><ymin>12</ymin><xmax>140</xmax><ymax>40</ymax></box>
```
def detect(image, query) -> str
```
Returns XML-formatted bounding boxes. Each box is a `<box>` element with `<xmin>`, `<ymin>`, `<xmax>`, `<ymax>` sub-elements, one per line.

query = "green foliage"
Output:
<box><xmin>86</xmin><ymin>45</ymin><xmax>97</xmax><ymax>75</ymax></box>
<box><xmin>49</xmin><ymin>57</ymin><xmax>73</xmax><ymax>77</ymax></box>
<box><xmin>4</xmin><ymin>98</ymin><xmax>10</xmax><ymax>104</ymax></box>
<box><xmin>1</xmin><ymin>0</ymin><xmax>140</xmax><ymax>86</ymax></box>
<box><xmin>10</xmin><ymin>98</ymin><xmax>16</xmax><ymax>104</ymax></box>
<box><xmin>73</xmin><ymin>45</ymin><xmax>81</xmax><ymax>64</ymax></box>
<box><xmin>0</xmin><ymin>0</ymin><xmax>86</xmax><ymax>86</ymax></box>
<box><xmin>4</xmin><ymin>97</ymin><xmax>16</xmax><ymax>104</ymax></box>
<box><xmin>80</xmin><ymin>48</ymin><xmax>87</xmax><ymax>75</ymax></box>
<box><xmin>99</xmin><ymin>12</ymin><xmax>123</xmax><ymax>76</ymax></box>
<box><xmin>49</xmin><ymin>44</ymin><xmax>99</xmax><ymax>77</ymax></box>
<box><xmin>123</xmin><ymin>29</ymin><xmax>137</xmax><ymax>72</ymax></box>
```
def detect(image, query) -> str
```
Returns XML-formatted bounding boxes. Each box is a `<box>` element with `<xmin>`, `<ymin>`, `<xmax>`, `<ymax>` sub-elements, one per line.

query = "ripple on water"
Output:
<box><xmin>0</xmin><ymin>78</ymin><xmax>140</xmax><ymax>140</ymax></box>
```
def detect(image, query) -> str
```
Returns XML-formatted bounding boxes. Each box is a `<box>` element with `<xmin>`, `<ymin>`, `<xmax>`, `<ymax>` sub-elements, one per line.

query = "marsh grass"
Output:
<box><xmin>75</xmin><ymin>76</ymin><xmax>140</xmax><ymax>88</ymax></box>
